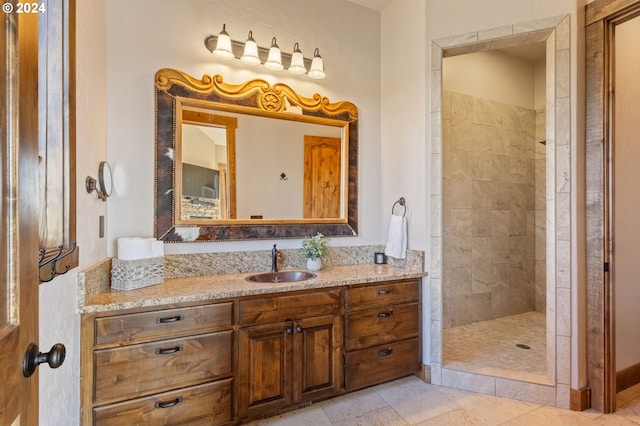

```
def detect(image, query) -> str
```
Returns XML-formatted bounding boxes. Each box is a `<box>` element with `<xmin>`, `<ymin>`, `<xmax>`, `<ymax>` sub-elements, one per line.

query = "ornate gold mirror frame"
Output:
<box><xmin>155</xmin><ymin>69</ymin><xmax>358</xmax><ymax>241</ymax></box>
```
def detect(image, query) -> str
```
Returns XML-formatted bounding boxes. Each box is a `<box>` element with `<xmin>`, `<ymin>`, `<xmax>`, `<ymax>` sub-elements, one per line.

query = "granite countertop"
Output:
<box><xmin>81</xmin><ymin>264</ymin><xmax>427</xmax><ymax>314</ymax></box>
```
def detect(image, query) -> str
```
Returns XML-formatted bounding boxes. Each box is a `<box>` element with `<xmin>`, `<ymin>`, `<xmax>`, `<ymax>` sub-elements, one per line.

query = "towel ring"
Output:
<box><xmin>392</xmin><ymin>197</ymin><xmax>406</xmax><ymax>217</ymax></box>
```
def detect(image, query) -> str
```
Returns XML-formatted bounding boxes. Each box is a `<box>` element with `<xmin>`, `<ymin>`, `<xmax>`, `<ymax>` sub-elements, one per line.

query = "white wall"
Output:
<box><xmin>444</xmin><ymin>50</ymin><xmax>537</xmax><ymax>109</ymax></box>
<box><xmin>106</xmin><ymin>0</ymin><xmax>382</xmax><ymax>255</ymax></box>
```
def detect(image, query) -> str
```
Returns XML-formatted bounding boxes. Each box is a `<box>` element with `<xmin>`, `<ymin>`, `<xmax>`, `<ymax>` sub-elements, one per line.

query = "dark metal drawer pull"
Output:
<box><xmin>378</xmin><ymin>348</ymin><xmax>393</xmax><ymax>357</ymax></box>
<box><xmin>377</xmin><ymin>288</ymin><xmax>393</xmax><ymax>295</ymax></box>
<box><xmin>377</xmin><ymin>310</ymin><xmax>394</xmax><ymax>318</ymax></box>
<box><xmin>156</xmin><ymin>314</ymin><xmax>185</xmax><ymax>324</ymax></box>
<box><xmin>155</xmin><ymin>344</ymin><xmax>184</xmax><ymax>355</ymax></box>
<box><xmin>155</xmin><ymin>396</ymin><xmax>183</xmax><ymax>409</ymax></box>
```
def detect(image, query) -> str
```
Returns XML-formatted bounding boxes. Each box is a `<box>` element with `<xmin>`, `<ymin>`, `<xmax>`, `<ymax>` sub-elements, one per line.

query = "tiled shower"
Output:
<box><xmin>442</xmin><ymin>89</ymin><xmax>546</xmax><ymax>330</ymax></box>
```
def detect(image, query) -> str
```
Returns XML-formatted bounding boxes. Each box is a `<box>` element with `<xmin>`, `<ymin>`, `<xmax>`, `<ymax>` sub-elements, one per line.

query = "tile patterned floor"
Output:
<box><xmin>443</xmin><ymin>311</ymin><xmax>547</xmax><ymax>381</ymax></box>
<box><xmin>245</xmin><ymin>376</ymin><xmax>640</xmax><ymax>425</ymax></box>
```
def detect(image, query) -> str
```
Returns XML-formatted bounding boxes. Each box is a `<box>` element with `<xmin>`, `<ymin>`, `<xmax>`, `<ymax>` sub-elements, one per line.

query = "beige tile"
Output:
<box><xmin>415</xmin><ymin>408</ymin><xmax>486</xmax><ymax>425</ymax></box>
<box><xmin>438</xmin><ymin>387</ymin><xmax>540</xmax><ymax>425</ymax></box>
<box><xmin>374</xmin><ymin>377</ymin><xmax>460</xmax><ymax>424</ymax></box>
<box><xmin>319</xmin><ymin>388</ymin><xmax>389</xmax><ymax>423</ymax></box>
<box><xmin>501</xmin><ymin>405</ymin><xmax>603</xmax><ymax>425</ymax></box>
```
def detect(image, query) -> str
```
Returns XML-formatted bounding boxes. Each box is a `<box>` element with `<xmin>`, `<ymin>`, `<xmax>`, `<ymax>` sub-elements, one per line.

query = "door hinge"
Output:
<box><xmin>604</xmin><ymin>262</ymin><xmax>609</xmax><ymax>272</ymax></box>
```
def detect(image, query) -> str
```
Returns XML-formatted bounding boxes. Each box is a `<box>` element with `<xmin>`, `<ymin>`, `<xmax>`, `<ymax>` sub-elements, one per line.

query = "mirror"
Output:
<box><xmin>155</xmin><ymin>69</ymin><xmax>359</xmax><ymax>242</ymax></box>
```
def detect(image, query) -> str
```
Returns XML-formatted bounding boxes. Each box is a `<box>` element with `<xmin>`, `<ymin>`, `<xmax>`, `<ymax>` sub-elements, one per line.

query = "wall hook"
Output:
<box><xmin>280</xmin><ymin>172</ymin><xmax>288</xmax><ymax>180</ymax></box>
<box><xmin>39</xmin><ymin>241</ymin><xmax>77</xmax><ymax>282</ymax></box>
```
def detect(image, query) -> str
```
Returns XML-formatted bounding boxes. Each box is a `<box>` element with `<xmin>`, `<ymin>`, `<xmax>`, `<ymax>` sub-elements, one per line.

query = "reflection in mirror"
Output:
<box><xmin>180</xmin><ymin>109</ymin><xmax>345</xmax><ymax>222</ymax></box>
<box><xmin>155</xmin><ymin>69</ymin><xmax>359</xmax><ymax>242</ymax></box>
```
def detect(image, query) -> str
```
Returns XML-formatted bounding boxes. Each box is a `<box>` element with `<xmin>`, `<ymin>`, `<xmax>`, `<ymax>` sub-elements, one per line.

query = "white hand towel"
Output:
<box><xmin>149</xmin><ymin>239</ymin><xmax>165</xmax><ymax>258</ymax></box>
<box><xmin>117</xmin><ymin>238</ymin><xmax>152</xmax><ymax>260</ymax></box>
<box><xmin>384</xmin><ymin>214</ymin><xmax>407</xmax><ymax>259</ymax></box>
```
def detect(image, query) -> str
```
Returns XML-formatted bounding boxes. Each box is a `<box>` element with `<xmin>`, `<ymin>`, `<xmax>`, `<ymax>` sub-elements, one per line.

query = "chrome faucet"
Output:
<box><xmin>271</xmin><ymin>244</ymin><xmax>279</xmax><ymax>272</ymax></box>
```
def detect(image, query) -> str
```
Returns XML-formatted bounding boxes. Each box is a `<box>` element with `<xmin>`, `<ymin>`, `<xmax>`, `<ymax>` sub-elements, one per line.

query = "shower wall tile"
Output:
<box><xmin>431</xmin><ymin>111</ymin><xmax>442</xmax><ymax>154</ymax></box>
<box><xmin>451</xmin><ymin>122</ymin><xmax>474</xmax><ymax>152</ymax></box>
<box><xmin>493</xmin><ymin>127</ymin><xmax>511</xmax><ymax>155</ymax></box>
<box><xmin>473</xmin><ymin>98</ymin><xmax>497</xmax><ymax>127</ymax></box>
<box><xmin>430</xmin><ymin>278</ymin><xmax>443</xmax><ymax>320</ymax></box>
<box><xmin>491</xmin><ymin>155</ymin><xmax>510</xmax><ymax>183</ymax></box>
<box><xmin>471</xmin><ymin>292</ymin><xmax>492</xmax><ymax>322</ymax></box>
<box><xmin>556</xmin><ymin>144</ymin><xmax>571</xmax><ymax>193</ymax></box>
<box><xmin>442</xmin><ymin>89</ymin><xmax>451</xmax><ymax>119</ymax></box>
<box><xmin>557</xmin><ymin>335</ymin><xmax>571</xmax><ymax>385</ymax></box>
<box><xmin>431</xmin><ymin>321</ymin><xmax>443</xmax><ymax>363</ymax></box>
<box><xmin>443</xmin><ymin>90</ymin><xmax>542</xmax><ymax>328</ymax></box>
<box><xmin>449</xmin><ymin>149</ymin><xmax>473</xmax><ymax>181</ymax></box>
<box><xmin>449</xmin><ymin>267</ymin><xmax>472</xmax><ymax>297</ymax></box>
<box><xmin>556</xmin><ymin>288</ymin><xmax>571</xmax><ymax>337</ymax></box>
<box><xmin>555</xmin><ymin>192</ymin><xmax>571</xmax><ymax>241</ymax></box>
<box><xmin>556</xmin><ymin>240</ymin><xmax>571</xmax><ymax>289</ymax></box>
<box><xmin>451</xmin><ymin>92</ymin><xmax>473</xmax><ymax>125</ymax></box>
<box><xmin>491</xmin><ymin>283</ymin><xmax>510</xmax><ymax>318</ymax></box>
<box><xmin>431</xmin><ymin>153</ymin><xmax>442</xmax><ymax>195</ymax></box>
<box><xmin>556</xmin><ymin>49</ymin><xmax>571</xmax><ymax>99</ymax></box>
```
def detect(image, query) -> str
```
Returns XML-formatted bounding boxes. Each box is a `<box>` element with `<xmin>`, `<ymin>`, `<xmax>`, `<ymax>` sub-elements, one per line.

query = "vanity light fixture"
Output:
<box><xmin>288</xmin><ymin>43</ymin><xmax>307</xmax><ymax>75</ymax></box>
<box><xmin>204</xmin><ymin>24</ymin><xmax>326</xmax><ymax>79</ymax></box>
<box><xmin>240</xmin><ymin>31</ymin><xmax>260</xmax><ymax>65</ymax></box>
<box><xmin>264</xmin><ymin>37</ymin><xmax>284</xmax><ymax>70</ymax></box>
<box><xmin>308</xmin><ymin>48</ymin><xmax>326</xmax><ymax>80</ymax></box>
<box><xmin>212</xmin><ymin>24</ymin><xmax>235</xmax><ymax>59</ymax></box>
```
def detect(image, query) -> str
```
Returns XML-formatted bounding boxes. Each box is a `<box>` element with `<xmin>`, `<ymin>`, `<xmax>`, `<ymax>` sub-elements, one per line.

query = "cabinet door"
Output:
<box><xmin>238</xmin><ymin>322</ymin><xmax>293</xmax><ymax>419</ymax></box>
<box><xmin>293</xmin><ymin>315</ymin><xmax>343</xmax><ymax>403</ymax></box>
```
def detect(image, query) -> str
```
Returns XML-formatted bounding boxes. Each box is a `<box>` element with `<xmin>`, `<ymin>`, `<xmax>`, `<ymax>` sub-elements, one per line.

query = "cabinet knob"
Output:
<box><xmin>377</xmin><ymin>310</ymin><xmax>394</xmax><ymax>318</ymax></box>
<box><xmin>296</xmin><ymin>325</ymin><xmax>303</xmax><ymax>333</ymax></box>
<box><xmin>286</xmin><ymin>327</ymin><xmax>293</xmax><ymax>334</ymax></box>
<box><xmin>377</xmin><ymin>288</ymin><xmax>393</xmax><ymax>295</ymax></box>
<box><xmin>378</xmin><ymin>347</ymin><xmax>393</xmax><ymax>357</ymax></box>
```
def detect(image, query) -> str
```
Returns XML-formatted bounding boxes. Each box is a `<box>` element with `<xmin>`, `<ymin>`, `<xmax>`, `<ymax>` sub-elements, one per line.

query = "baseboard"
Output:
<box><xmin>570</xmin><ymin>387</ymin><xmax>591</xmax><ymax>411</ymax></box>
<box><xmin>416</xmin><ymin>364</ymin><xmax>431</xmax><ymax>383</ymax></box>
<box><xmin>617</xmin><ymin>362</ymin><xmax>640</xmax><ymax>393</ymax></box>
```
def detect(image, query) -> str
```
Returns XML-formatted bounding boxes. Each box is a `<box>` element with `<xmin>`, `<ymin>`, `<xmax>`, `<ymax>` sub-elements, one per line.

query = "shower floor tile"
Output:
<box><xmin>443</xmin><ymin>311</ymin><xmax>547</xmax><ymax>381</ymax></box>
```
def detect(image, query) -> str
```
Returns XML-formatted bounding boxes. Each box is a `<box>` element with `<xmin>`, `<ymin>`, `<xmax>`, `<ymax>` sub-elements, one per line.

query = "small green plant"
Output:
<box><xmin>301</xmin><ymin>233</ymin><xmax>328</xmax><ymax>259</ymax></box>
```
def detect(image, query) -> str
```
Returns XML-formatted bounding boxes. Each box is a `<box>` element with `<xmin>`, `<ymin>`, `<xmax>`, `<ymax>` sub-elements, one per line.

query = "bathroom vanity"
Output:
<box><xmin>79</xmin><ymin>263</ymin><xmax>424</xmax><ymax>425</ymax></box>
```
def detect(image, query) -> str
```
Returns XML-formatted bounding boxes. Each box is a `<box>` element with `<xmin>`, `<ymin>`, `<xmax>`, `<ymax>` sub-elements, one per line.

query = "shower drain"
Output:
<box><xmin>516</xmin><ymin>344</ymin><xmax>531</xmax><ymax>350</ymax></box>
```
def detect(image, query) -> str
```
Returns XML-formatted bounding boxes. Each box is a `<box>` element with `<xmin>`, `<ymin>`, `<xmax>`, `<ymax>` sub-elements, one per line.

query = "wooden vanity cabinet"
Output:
<box><xmin>236</xmin><ymin>288</ymin><xmax>343</xmax><ymax>420</ymax></box>
<box><xmin>81</xmin><ymin>302</ymin><xmax>234</xmax><ymax>426</ymax></box>
<box><xmin>81</xmin><ymin>276</ymin><xmax>423</xmax><ymax>425</ymax></box>
<box><xmin>344</xmin><ymin>278</ymin><xmax>421</xmax><ymax>391</ymax></box>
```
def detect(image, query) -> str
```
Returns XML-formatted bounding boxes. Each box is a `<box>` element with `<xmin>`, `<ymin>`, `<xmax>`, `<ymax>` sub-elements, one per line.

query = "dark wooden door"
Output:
<box><xmin>0</xmin><ymin>8</ymin><xmax>40</xmax><ymax>425</ymax></box>
<box><xmin>237</xmin><ymin>322</ymin><xmax>293</xmax><ymax>419</ymax></box>
<box><xmin>293</xmin><ymin>315</ymin><xmax>342</xmax><ymax>403</ymax></box>
<box><xmin>303</xmin><ymin>136</ymin><xmax>341</xmax><ymax>218</ymax></box>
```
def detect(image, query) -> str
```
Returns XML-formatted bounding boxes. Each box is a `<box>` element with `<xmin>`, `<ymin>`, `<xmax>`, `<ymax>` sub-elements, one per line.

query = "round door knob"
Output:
<box><xmin>22</xmin><ymin>343</ymin><xmax>66</xmax><ymax>377</ymax></box>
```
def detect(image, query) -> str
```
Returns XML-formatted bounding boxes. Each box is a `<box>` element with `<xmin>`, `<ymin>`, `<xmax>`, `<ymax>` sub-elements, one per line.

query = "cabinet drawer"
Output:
<box><xmin>93</xmin><ymin>379</ymin><xmax>232</xmax><ymax>426</ymax></box>
<box><xmin>95</xmin><ymin>302</ymin><xmax>233</xmax><ymax>347</ymax></box>
<box><xmin>345</xmin><ymin>302</ymin><xmax>419</xmax><ymax>350</ymax></box>
<box><xmin>94</xmin><ymin>331</ymin><xmax>233</xmax><ymax>404</ymax></box>
<box><xmin>344</xmin><ymin>338</ymin><xmax>420</xmax><ymax>391</ymax></box>
<box><xmin>345</xmin><ymin>279</ymin><xmax>419</xmax><ymax>310</ymax></box>
<box><xmin>238</xmin><ymin>288</ymin><xmax>341</xmax><ymax>326</ymax></box>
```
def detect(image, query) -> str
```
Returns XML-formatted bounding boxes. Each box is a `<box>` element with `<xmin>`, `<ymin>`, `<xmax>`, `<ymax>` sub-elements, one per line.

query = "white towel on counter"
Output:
<box><xmin>384</xmin><ymin>214</ymin><xmax>407</xmax><ymax>259</ymax></box>
<box><xmin>117</xmin><ymin>237</ymin><xmax>164</xmax><ymax>260</ymax></box>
